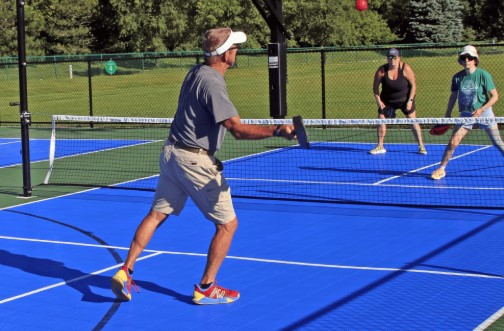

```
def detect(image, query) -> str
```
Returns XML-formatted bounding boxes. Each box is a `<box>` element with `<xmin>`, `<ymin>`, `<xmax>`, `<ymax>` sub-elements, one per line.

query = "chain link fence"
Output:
<box><xmin>1</xmin><ymin>43</ymin><xmax>503</xmax><ymax>126</ymax></box>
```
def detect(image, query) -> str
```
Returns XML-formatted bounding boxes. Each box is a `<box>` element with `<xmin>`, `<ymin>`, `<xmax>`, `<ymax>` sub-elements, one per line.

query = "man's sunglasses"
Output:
<box><xmin>387</xmin><ymin>56</ymin><xmax>398</xmax><ymax>60</ymax></box>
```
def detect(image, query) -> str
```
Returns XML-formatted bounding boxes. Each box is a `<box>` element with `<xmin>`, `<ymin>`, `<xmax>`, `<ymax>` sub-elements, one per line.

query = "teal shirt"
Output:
<box><xmin>451</xmin><ymin>67</ymin><xmax>495</xmax><ymax>114</ymax></box>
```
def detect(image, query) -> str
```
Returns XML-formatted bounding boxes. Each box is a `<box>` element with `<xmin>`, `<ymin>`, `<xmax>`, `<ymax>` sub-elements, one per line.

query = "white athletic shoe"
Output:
<box><xmin>369</xmin><ymin>145</ymin><xmax>386</xmax><ymax>155</ymax></box>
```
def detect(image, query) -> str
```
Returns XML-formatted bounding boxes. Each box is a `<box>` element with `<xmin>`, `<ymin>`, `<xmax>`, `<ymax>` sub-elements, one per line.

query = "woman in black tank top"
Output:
<box><xmin>381</xmin><ymin>62</ymin><xmax>409</xmax><ymax>104</ymax></box>
<box><xmin>371</xmin><ymin>48</ymin><xmax>427</xmax><ymax>155</ymax></box>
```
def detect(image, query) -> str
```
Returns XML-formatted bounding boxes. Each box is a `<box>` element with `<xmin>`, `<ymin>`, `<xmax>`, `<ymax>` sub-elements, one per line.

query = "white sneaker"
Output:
<box><xmin>431</xmin><ymin>167</ymin><xmax>446</xmax><ymax>180</ymax></box>
<box><xmin>369</xmin><ymin>145</ymin><xmax>386</xmax><ymax>154</ymax></box>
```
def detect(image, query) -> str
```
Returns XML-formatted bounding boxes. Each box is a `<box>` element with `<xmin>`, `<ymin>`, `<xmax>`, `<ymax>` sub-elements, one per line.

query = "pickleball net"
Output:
<box><xmin>43</xmin><ymin>115</ymin><xmax>504</xmax><ymax>208</ymax></box>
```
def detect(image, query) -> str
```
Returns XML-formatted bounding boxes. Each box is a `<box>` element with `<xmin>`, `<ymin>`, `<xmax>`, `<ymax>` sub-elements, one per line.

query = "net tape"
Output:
<box><xmin>51</xmin><ymin>114</ymin><xmax>504</xmax><ymax>126</ymax></box>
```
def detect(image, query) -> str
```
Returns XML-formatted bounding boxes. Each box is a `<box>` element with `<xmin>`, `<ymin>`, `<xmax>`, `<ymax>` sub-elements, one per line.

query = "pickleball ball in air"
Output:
<box><xmin>355</xmin><ymin>0</ymin><xmax>368</xmax><ymax>11</ymax></box>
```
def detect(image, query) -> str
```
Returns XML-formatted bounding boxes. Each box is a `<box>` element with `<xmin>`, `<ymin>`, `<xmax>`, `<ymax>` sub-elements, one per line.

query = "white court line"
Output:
<box><xmin>0</xmin><ymin>141</ymin><xmax>20</xmax><ymax>146</ymax></box>
<box><xmin>0</xmin><ymin>251</ymin><xmax>163</xmax><ymax>304</ymax></box>
<box><xmin>0</xmin><ymin>234</ymin><xmax>502</xmax><ymax>305</ymax></box>
<box><xmin>374</xmin><ymin>145</ymin><xmax>493</xmax><ymax>185</ymax></box>
<box><xmin>226</xmin><ymin>177</ymin><xmax>504</xmax><ymax>191</ymax></box>
<box><xmin>3</xmin><ymin>235</ymin><xmax>502</xmax><ymax>280</ymax></box>
<box><xmin>0</xmin><ymin>186</ymin><xmax>102</xmax><ymax>211</ymax></box>
<box><xmin>474</xmin><ymin>306</ymin><xmax>504</xmax><ymax>331</ymax></box>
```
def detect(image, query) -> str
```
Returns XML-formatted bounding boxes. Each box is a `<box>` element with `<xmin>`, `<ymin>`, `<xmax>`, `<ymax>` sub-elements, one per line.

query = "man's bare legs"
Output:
<box><xmin>200</xmin><ymin>218</ymin><xmax>238</xmax><ymax>285</ymax></box>
<box><xmin>111</xmin><ymin>209</ymin><xmax>167</xmax><ymax>300</ymax></box>
<box><xmin>123</xmin><ymin>209</ymin><xmax>168</xmax><ymax>272</ymax></box>
<box><xmin>113</xmin><ymin>211</ymin><xmax>239</xmax><ymax>303</ymax></box>
<box><xmin>123</xmin><ymin>211</ymin><xmax>239</xmax><ymax>284</ymax></box>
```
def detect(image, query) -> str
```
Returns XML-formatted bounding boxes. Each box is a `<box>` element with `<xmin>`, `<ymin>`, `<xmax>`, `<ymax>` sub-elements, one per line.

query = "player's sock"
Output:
<box><xmin>199</xmin><ymin>282</ymin><xmax>213</xmax><ymax>290</ymax></box>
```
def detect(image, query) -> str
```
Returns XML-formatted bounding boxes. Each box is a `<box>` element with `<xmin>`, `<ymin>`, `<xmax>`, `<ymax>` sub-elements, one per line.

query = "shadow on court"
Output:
<box><xmin>0</xmin><ymin>249</ymin><xmax>192</xmax><ymax>304</ymax></box>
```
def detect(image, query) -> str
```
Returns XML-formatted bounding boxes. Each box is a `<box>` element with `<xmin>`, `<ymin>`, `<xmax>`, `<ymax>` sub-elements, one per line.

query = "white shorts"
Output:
<box><xmin>151</xmin><ymin>144</ymin><xmax>236</xmax><ymax>224</ymax></box>
<box><xmin>459</xmin><ymin>108</ymin><xmax>497</xmax><ymax>130</ymax></box>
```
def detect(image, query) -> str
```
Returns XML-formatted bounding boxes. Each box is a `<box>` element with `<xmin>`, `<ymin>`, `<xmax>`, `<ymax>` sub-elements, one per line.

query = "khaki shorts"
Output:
<box><xmin>151</xmin><ymin>144</ymin><xmax>236</xmax><ymax>224</ymax></box>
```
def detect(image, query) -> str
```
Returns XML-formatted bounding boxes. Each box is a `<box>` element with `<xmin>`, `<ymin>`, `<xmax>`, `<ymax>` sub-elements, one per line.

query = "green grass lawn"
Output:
<box><xmin>2</xmin><ymin>47</ymin><xmax>504</xmax><ymax>124</ymax></box>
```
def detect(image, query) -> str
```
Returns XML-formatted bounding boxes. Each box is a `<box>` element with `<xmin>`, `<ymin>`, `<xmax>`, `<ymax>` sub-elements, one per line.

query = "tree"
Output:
<box><xmin>188</xmin><ymin>0</ymin><xmax>270</xmax><ymax>50</ymax></box>
<box><xmin>481</xmin><ymin>0</ymin><xmax>504</xmax><ymax>41</ymax></box>
<box><xmin>32</xmin><ymin>0</ymin><xmax>97</xmax><ymax>55</ymax></box>
<box><xmin>98</xmin><ymin>0</ymin><xmax>270</xmax><ymax>52</ymax></box>
<box><xmin>91</xmin><ymin>0</ymin><xmax>121</xmax><ymax>52</ymax></box>
<box><xmin>407</xmin><ymin>0</ymin><xmax>463</xmax><ymax>43</ymax></box>
<box><xmin>376</xmin><ymin>0</ymin><xmax>411</xmax><ymax>41</ymax></box>
<box><xmin>462</xmin><ymin>0</ymin><xmax>504</xmax><ymax>41</ymax></box>
<box><xmin>3</xmin><ymin>0</ymin><xmax>501</xmax><ymax>57</ymax></box>
<box><xmin>104</xmin><ymin>0</ymin><xmax>170</xmax><ymax>52</ymax></box>
<box><xmin>0</xmin><ymin>1</ymin><xmax>45</xmax><ymax>56</ymax></box>
<box><xmin>283</xmin><ymin>0</ymin><xmax>396</xmax><ymax>47</ymax></box>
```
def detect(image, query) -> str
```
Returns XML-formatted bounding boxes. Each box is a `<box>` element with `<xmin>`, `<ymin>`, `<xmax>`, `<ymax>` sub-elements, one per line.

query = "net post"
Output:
<box><xmin>43</xmin><ymin>115</ymin><xmax>57</xmax><ymax>185</ymax></box>
<box><xmin>16</xmin><ymin>0</ymin><xmax>32</xmax><ymax>197</ymax></box>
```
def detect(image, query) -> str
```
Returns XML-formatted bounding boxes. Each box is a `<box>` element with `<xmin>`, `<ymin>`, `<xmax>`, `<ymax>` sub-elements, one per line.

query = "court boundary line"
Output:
<box><xmin>474</xmin><ymin>306</ymin><xmax>504</xmax><ymax>331</ymax></box>
<box><xmin>0</xmin><ymin>141</ymin><xmax>21</xmax><ymax>146</ymax></box>
<box><xmin>1</xmin><ymin>235</ymin><xmax>502</xmax><ymax>281</ymax></box>
<box><xmin>0</xmin><ymin>186</ymin><xmax>102</xmax><ymax>211</ymax></box>
<box><xmin>225</xmin><ymin>177</ymin><xmax>504</xmax><ymax>191</ymax></box>
<box><xmin>374</xmin><ymin>145</ymin><xmax>493</xmax><ymax>185</ymax></box>
<box><xmin>0</xmin><ymin>251</ymin><xmax>163</xmax><ymax>304</ymax></box>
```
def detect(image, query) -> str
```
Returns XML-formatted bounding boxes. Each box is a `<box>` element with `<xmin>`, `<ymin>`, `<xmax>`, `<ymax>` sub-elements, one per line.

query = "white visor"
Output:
<box><xmin>204</xmin><ymin>30</ymin><xmax>247</xmax><ymax>57</ymax></box>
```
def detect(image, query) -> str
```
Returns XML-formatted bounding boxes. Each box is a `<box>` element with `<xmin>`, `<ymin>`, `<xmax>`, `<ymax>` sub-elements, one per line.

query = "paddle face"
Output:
<box><xmin>430</xmin><ymin>124</ymin><xmax>450</xmax><ymax>136</ymax></box>
<box><xmin>293</xmin><ymin>115</ymin><xmax>310</xmax><ymax>149</ymax></box>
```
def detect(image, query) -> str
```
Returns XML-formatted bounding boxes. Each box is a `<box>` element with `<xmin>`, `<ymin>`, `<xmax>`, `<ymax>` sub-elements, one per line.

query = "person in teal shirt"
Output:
<box><xmin>432</xmin><ymin>45</ymin><xmax>504</xmax><ymax>180</ymax></box>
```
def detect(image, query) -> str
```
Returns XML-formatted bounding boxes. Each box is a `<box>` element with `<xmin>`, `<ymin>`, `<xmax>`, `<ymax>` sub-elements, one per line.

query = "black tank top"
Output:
<box><xmin>380</xmin><ymin>63</ymin><xmax>410</xmax><ymax>104</ymax></box>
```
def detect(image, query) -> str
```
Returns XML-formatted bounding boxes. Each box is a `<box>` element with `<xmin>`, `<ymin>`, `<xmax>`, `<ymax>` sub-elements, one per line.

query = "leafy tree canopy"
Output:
<box><xmin>1</xmin><ymin>0</ymin><xmax>502</xmax><ymax>56</ymax></box>
<box><xmin>407</xmin><ymin>0</ymin><xmax>463</xmax><ymax>43</ymax></box>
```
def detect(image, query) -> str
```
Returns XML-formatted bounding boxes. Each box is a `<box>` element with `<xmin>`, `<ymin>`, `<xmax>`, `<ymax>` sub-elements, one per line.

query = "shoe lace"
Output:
<box><xmin>127</xmin><ymin>276</ymin><xmax>140</xmax><ymax>294</ymax></box>
<box><xmin>120</xmin><ymin>266</ymin><xmax>140</xmax><ymax>293</ymax></box>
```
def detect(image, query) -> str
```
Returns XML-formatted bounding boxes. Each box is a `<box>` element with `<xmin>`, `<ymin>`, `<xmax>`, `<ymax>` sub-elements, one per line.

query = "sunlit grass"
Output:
<box><xmin>1</xmin><ymin>47</ymin><xmax>504</xmax><ymax>124</ymax></box>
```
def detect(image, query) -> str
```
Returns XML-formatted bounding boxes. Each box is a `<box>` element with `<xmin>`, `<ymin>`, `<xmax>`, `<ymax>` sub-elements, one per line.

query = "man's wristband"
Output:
<box><xmin>408</xmin><ymin>99</ymin><xmax>414</xmax><ymax>103</ymax></box>
<box><xmin>273</xmin><ymin>125</ymin><xmax>282</xmax><ymax>137</ymax></box>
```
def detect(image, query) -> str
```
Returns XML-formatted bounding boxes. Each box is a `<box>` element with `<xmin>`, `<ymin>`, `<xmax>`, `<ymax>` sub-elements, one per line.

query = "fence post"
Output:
<box><xmin>320</xmin><ymin>48</ymin><xmax>326</xmax><ymax>119</ymax></box>
<box><xmin>88</xmin><ymin>59</ymin><xmax>94</xmax><ymax>127</ymax></box>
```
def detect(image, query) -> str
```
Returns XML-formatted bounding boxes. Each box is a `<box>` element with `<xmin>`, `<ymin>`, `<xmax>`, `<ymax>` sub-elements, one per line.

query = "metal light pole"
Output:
<box><xmin>16</xmin><ymin>0</ymin><xmax>32</xmax><ymax>197</ymax></box>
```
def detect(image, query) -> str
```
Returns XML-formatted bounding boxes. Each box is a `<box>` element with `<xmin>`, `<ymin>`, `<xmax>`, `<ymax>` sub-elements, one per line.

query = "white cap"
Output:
<box><xmin>204</xmin><ymin>29</ymin><xmax>247</xmax><ymax>57</ymax></box>
<box><xmin>459</xmin><ymin>45</ymin><xmax>479</xmax><ymax>64</ymax></box>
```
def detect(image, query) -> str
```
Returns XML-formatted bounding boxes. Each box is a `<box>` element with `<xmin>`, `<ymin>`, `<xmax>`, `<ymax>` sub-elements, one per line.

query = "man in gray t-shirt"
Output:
<box><xmin>112</xmin><ymin>27</ymin><xmax>295</xmax><ymax>305</ymax></box>
<box><xmin>169</xmin><ymin>63</ymin><xmax>238</xmax><ymax>152</ymax></box>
